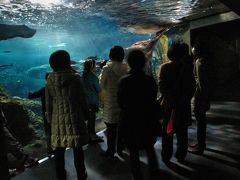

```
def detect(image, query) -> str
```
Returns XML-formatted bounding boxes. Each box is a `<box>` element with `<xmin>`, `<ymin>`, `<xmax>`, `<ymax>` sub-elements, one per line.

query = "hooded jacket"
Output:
<box><xmin>100</xmin><ymin>61</ymin><xmax>128</xmax><ymax>124</ymax></box>
<box><xmin>45</xmin><ymin>70</ymin><xmax>89</xmax><ymax>147</ymax></box>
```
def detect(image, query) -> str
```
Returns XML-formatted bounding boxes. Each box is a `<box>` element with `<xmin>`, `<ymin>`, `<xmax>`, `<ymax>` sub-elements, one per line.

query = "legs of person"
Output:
<box><xmin>105</xmin><ymin>122</ymin><xmax>117</xmax><ymax>156</ymax></box>
<box><xmin>129</xmin><ymin>148</ymin><xmax>142</xmax><ymax>180</ymax></box>
<box><xmin>43</xmin><ymin>117</ymin><xmax>52</xmax><ymax>153</ymax></box>
<box><xmin>161</xmin><ymin>123</ymin><xmax>173</xmax><ymax>162</ymax></box>
<box><xmin>145</xmin><ymin>146</ymin><xmax>159</xmax><ymax>178</ymax></box>
<box><xmin>54</xmin><ymin>147</ymin><xmax>66</xmax><ymax>180</ymax></box>
<box><xmin>73</xmin><ymin>147</ymin><xmax>87</xmax><ymax>180</ymax></box>
<box><xmin>0</xmin><ymin>123</ymin><xmax>10</xmax><ymax>180</ymax></box>
<box><xmin>4</xmin><ymin>126</ymin><xmax>25</xmax><ymax>160</ymax></box>
<box><xmin>87</xmin><ymin>110</ymin><xmax>96</xmax><ymax>136</ymax></box>
<box><xmin>195</xmin><ymin>110</ymin><xmax>207</xmax><ymax>151</ymax></box>
<box><xmin>116</xmin><ymin>124</ymin><xmax>124</xmax><ymax>155</ymax></box>
<box><xmin>175</xmin><ymin>126</ymin><xmax>188</xmax><ymax>161</ymax></box>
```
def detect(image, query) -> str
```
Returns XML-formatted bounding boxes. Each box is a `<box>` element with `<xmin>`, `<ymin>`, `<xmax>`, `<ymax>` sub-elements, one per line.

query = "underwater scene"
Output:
<box><xmin>0</xmin><ymin>24</ymin><xmax>153</xmax><ymax>160</ymax></box>
<box><xmin>0</xmin><ymin>0</ymin><xmax>185</xmax><ymax>165</ymax></box>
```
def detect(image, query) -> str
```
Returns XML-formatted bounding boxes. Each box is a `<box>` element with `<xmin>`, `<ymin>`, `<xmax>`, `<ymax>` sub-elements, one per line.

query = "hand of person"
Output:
<box><xmin>28</xmin><ymin>92</ymin><xmax>33</xmax><ymax>99</ymax></box>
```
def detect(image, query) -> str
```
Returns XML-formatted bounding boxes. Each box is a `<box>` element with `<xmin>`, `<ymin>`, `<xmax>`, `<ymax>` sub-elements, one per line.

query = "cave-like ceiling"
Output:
<box><xmin>0</xmin><ymin>0</ymin><xmax>230</xmax><ymax>33</ymax></box>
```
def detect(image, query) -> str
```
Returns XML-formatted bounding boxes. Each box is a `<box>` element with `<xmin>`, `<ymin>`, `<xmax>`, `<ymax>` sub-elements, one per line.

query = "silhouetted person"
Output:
<box><xmin>99</xmin><ymin>60</ymin><xmax>107</xmax><ymax>69</ymax></box>
<box><xmin>118</xmin><ymin>49</ymin><xmax>159</xmax><ymax>180</ymax></box>
<box><xmin>0</xmin><ymin>105</ymin><xmax>10</xmax><ymax>180</ymax></box>
<box><xmin>1</xmin><ymin>106</ymin><xmax>38</xmax><ymax>172</ymax></box>
<box><xmin>28</xmin><ymin>73</ymin><xmax>53</xmax><ymax>154</ymax></box>
<box><xmin>99</xmin><ymin>46</ymin><xmax>128</xmax><ymax>158</ymax></box>
<box><xmin>159</xmin><ymin>42</ymin><xmax>195</xmax><ymax>163</ymax></box>
<box><xmin>46</xmin><ymin>50</ymin><xmax>89</xmax><ymax>180</ymax></box>
<box><xmin>98</xmin><ymin>60</ymin><xmax>107</xmax><ymax>105</ymax></box>
<box><xmin>188</xmin><ymin>44</ymin><xmax>213</xmax><ymax>154</ymax></box>
<box><xmin>82</xmin><ymin>59</ymin><xmax>103</xmax><ymax>143</ymax></box>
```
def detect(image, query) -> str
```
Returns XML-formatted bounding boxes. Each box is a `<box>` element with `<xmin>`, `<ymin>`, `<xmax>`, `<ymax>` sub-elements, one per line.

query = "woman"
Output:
<box><xmin>82</xmin><ymin>59</ymin><xmax>103</xmax><ymax>142</ymax></box>
<box><xmin>45</xmin><ymin>50</ymin><xmax>89</xmax><ymax>180</ymax></box>
<box><xmin>99</xmin><ymin>46</ymin><xmax>128</xmax><ymax>158</ymax></box>
<box><xmin>159</xmin><ymin>43</ymin><xmax>195</xmax><ymax>163</ymax></box>
<box><xmin>117</xmin><ymin>49</ymin><xmax>159</xmax><ymax>180</ymax></box>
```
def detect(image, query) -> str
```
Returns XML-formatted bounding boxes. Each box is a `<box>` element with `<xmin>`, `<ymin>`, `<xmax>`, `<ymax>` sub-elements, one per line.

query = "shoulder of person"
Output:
<box><xmin>160</xmin><ymin>61</ymin><xmax>173</xmax><ymax>72</ymax></box>
<box><xmin>161</xmin><ymin>61</ymin><xmax>172</xmax><ymax>67</ymax></box>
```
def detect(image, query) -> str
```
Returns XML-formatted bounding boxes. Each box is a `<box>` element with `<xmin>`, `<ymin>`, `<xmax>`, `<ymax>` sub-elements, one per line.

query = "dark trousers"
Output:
<box><xmin>195</xmin><ymin>110</ymin><xmax>207</xmax><ymax>150</ymax></box>
<box><xmin>43</xmin><ymin>117</ymin><xmax>51</xmax><ymax>151</ymax></box>
<box><xmin>162</xmin><ymin>125</ymin><xmax>188</xmax><ymax>161</ymax></box>
<box><xmin>105</xmin><ymin>122</ymin><xmax>124</xmax><ymax>155</ymax></box>
<box><xmin>87</xmin><ymin>111</ymin><xmax>96</xmax><ymax>135</ymax></box>
<box><xmin>0</xmin><ymin>123</ymin><xmax>10</xmax><ymax>180</ymax></box>
<box><xmin>54</xmin><ymin>147</ymin><xmax>86</xmax><ymax>180</ymax></box>
<box><xmin>129</xmin><ymin>147</ymin><xmax>158</xmax><ymax>180</ymax></box>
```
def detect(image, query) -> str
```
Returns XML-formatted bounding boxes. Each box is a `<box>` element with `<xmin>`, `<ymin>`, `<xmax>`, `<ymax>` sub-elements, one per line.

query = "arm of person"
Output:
<box><xmin>117</xmin><ymin>78</ymin><xmax>128</xmax><ymax>109</ymax></box>
<box><xmin>198</xmin><ymin>61</ymin><xmax>209</xmax><ymax>97</ymax></box>
<box><xmin>45</xmin><ymin>85</ymin><xmax>52</xmax><ymax>123</ymax></box>
<box><xmin>28</xmin><ymin>87</ymin><xmax>44</xmax><ymax>99</ymax></box>
<box><xmin>99</xmin><ymin>66</ymin><xmax>108</xmax><ymax>90</ymax></box>
<box><xmin>93</xmin><ymin>75</ymin><xmax>101</xmax><ymax>93</ymax></box>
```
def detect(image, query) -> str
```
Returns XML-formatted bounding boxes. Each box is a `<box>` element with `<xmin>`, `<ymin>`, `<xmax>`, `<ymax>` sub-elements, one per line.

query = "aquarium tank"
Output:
<box><xmin>1</xmin><ymin>0</ymin><xmax>222</xmax><ymax>165</ymax></box>
<box><xmin>0</xmin><ymin>0</ymin><xmax>155</xmax><ymax>162</ymax></box>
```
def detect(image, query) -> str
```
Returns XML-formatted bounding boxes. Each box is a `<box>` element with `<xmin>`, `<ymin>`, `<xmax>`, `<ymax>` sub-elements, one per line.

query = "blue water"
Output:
<box><xmin>0</xmin><ymin>16</ymin><xmax>151</xmax><ymax>97</ymax></box>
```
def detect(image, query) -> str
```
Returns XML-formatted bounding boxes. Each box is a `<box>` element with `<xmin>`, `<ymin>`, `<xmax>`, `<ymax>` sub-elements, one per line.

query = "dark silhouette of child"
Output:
<box><xmin>28</xmin><ymin>73</ymin><xmax>53</xmax><ymax>154</ymax></box>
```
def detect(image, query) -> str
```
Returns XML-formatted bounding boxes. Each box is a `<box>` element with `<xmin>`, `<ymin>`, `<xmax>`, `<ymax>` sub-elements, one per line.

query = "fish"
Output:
<box><xmin>0</xmin><ymin>24</ymin><xmax>36</xmax><ymax>40</ymax></box>
<box><xmin>3</xmin><ymin>50</ymin><xmax>12</xmax><ymax>53</ymax></box>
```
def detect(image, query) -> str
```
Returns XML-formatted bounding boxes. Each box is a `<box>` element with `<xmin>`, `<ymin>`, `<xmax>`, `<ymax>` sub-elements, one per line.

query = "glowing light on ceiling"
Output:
<box><xmin>29</xmin><ymin>0</ymin><xmax>61</xmax><ymax>6</ymax></box>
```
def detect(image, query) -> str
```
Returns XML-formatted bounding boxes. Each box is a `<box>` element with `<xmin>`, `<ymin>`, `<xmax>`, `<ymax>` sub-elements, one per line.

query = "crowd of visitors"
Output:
<box><xmin>0</xmin><ymin>40</ymin><xmax>213</xmax><ymax>180</ymax></box>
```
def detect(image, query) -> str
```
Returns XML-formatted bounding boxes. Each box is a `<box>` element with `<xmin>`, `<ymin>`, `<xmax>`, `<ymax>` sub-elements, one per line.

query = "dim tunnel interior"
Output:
<box><xmin>0</xmin><ymin>0</ymin><xmax>240</xmax><ymax>180</ymax></box>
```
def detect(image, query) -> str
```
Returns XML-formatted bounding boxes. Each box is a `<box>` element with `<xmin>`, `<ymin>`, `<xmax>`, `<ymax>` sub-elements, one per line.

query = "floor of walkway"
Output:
<box><xmin>13</xmin><ymin>101</ymin><xmax>240</xmax><ymax>180</ymax></box>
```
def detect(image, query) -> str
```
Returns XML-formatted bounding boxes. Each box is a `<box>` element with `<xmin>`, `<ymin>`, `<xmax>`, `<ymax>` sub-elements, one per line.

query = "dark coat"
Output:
<box><xmin>193</xmin><ymin>57</ymin><xmax>213</xmax><ymax>112</ymax></box>
<box><xmin>159</xmin><ymin>57</ymin><xmax>195</xmax><ymax>128</ymax></box>
<box><xmin>117</xmin><ymin>69</ymin><xmax>158</xmax><ymax>150</ymax></box>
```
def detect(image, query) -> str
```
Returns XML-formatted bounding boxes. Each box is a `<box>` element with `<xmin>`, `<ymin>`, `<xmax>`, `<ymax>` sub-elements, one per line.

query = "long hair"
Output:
<box><xmin>83</xmin><ymin>59</ymin><xmax>95</xmax><ymax>79</ymax></box>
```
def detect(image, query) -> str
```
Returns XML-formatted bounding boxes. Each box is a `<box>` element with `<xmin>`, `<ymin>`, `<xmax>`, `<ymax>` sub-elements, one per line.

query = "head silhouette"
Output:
<box><xmin>127</xmin><ymin>49</ymin><xmax>146</xmax><ymax>70</ymax></box>
<box><xmin>83</xmin><ymin>59</ymin><xmax>95</xmax><ymax>79</ymax></box>
<box><xmin>167</xmin><ymin>43</ymin><xmax>183</xmax><ymax>62</ymax></box>
<box><xmin>49</xmin><ymin>50</ymin><xmax>71</xmax><ymax>71</ymax></box>
<box><xmin>181</xmin><ymin>43</ymin><xmax>189</xmax><ymax>57</ymax></box>
<box><xmin>109</xmin><ymin>46</ymin><xmax>125</xmax><ymax>62</ymax></box>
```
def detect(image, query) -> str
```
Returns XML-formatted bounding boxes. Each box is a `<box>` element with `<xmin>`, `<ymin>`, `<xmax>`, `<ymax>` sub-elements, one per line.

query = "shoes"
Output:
<box><xmin>78</xmin><ymin>171</ymin><xmax>88</xmax><ymax>180</ymax></box>
<box><xmin>177</xmin><ymin>157</ymin><xmax>186</xmax><ymax>164</ymax></box>
<box><xmin>162</xmin><ymin>157</ymin><xmax>171</xmax><ymax>167</ymax></box>
<box><xmin>90</xmin><ymin>134</ymin><xmax>104</xmax><ymax>143</ymax></box>
<box><xmin>175</xmin><ymin>153</ymin><xmax>186</xmax><ymax>164</ymax></box>
<box><xmin>188</xmin><ymin>144</ymin><xmax>204</xmax><ymax>155</ymax></box>
<box><xmin>188</xmin><ymin>143</ymin><xmax>198</xmax><ymax>148</ymax></box>
<box><xmin>117</xmin><ymin>150</ymin><xmax>124</xmax><ymax>157</ymax></box>
<box><xmin>9</xmin><ymin>168</ymin><xmax>18</xmax><ymax>177</ymax></box>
